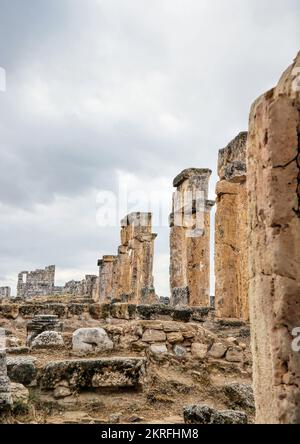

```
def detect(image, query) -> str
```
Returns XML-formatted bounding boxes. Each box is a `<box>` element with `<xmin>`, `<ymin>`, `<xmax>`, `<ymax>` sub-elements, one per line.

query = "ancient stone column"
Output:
<box><xmin>215</xmin><ymin>132</ymin><xmax>249</xmax><ymax>320</ymax></box>
<box><xmin>170</xmin><ymin>169</ymin><xmax>214</xmax><ymax>307</ymax></box>
<box><xmin>247</xmin><ymin>53</ymin><xmax>300</xmax><ymax>424</ymax></box>
<box><xmin>119</xmin><ymin>212</ymin><xmax>157</xmax><ymax>304</ymax></box>
<box><xmin>98</xmin><ymin>255</ymin><xmax>117</xmax><ymax>303</ymax></box>
<box><xmin>0</xmin><ymin>332</ymin><xmax>12</xmax><ymax>410</ymax></box>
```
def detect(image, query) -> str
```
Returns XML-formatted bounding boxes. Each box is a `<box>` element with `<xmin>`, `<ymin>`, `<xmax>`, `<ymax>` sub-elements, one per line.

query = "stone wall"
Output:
<box><xmin>247</xmin><ymin>52</ymin><xmax>300</xmax><ymax>424</ymax></box>
<box><xmin>215</xmin><ymin>132</ymin><xmax>249</xmax><ymax>320</ymax></box>
<box><xmin>16</xmin><ymin>265</ymin><xmax>98</xmax><ymax>301</ymax></box>
<box><xmin>170</xmin><ymin>169</ymin><xmax>214</xmax><ymax>307</ymax></box>
<box><xmin>0</xmin><ymin>287</ymin><xmax>11</xmax><ymax>299</ymax></box>
<box><xmin>98</xmin><ymin>213</ymin><xmax>157</xmax><ymax>305</ymax></box>
<box><xmin>17</xmin><ymin>265</ymin><xmax>55</xmax><ymax>299</ymax></box>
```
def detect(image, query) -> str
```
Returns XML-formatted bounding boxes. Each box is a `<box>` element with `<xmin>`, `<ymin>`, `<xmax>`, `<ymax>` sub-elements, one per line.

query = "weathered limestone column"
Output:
<box><xmin>215</xmin><ymin>132</ymin><xmax>249</xmax><ymax>320</ymax></box>
<box><xmin>98</xmin><ymin>255</ymin><xmax>117</xmax><ymax>303</ymax></box>
<box><xmin>119</xmin><ymin>212</ymin><xmax>157</xmax><ymax>304</ymax></box>
<box><xmin>247</xmin><ymin>53</ymin><xmax>300</xmax><ymax>424</ymax></box>
<box><xmin>170</xmin><ymin>169</ymin><xmax>214</xmax><ymax>307</ymax></box>
<box><xmin>0</xmin><ymin>331</ymin><xmax>12</xmax><ymax>410</ymax></box>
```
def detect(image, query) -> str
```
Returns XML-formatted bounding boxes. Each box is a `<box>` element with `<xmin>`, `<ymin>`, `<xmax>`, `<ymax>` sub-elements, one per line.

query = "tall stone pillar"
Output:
<box><xmin>98</xmin><ymin>255</ymin><xmax>117</xmax><ymax>303</ymax></box>
<box><xmin>119</xmin><ymin>212</ymin><xmax>157</xmax><ymax>305</ymax></box>
<box><xmin>215</xmin><ymin>132</ymin><xmax>249</xmax><ymax>320</ymax></box>
<box><xmin>170</xmin><ymin>168</ymin><xmax>214</xmax><ymax>307</ymax></box>
<box><xmin>247</xmin><ymin>53</ymin><xmax>300</xmax><ymax>424</ymax></box>
<box><xmin>0</xmin><ymin>332</ymin><xmax>12</xmax><ymax>410</ymax></box>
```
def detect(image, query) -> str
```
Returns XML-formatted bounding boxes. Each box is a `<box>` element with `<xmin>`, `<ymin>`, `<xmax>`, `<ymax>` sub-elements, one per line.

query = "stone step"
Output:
<box><xmin>40</xmin><ymin>357</ymin><xmax>147</xmax><ymax>394</ymax></box>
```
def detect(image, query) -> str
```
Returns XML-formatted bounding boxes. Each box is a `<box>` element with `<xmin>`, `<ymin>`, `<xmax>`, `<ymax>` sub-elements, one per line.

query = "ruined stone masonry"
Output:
<box><xmin>17</xmin><ymin>265</ymin><xmax>98</xmax><ymax>300</ymax></box>
<box><xmin>98</xmin><ymin>212</ymin><xmax>157</xmax><ymax>305</ymax></box>
<box><xmin>0</xmin><ymin>287</ymin><xmax>11</xmax><ymax>300</ymax></box>
<box><xmin>170</xmin><ymin>168</ymin><xmax>214</xmax><ymax>307</ymax></box>
<box><xmin>215</xmin><ymin>132</ymin><xmax>249</xmax><ymax>321</ymax></box>
<box><xmin>247</xmin><ymin>52</ymin><xmax>300</xmax><ymax>424</ymax></box>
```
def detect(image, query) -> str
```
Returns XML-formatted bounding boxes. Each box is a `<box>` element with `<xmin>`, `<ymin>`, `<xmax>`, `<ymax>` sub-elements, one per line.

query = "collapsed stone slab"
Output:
<box><xmin>40</xmin><ymin>357</ymin><xmax>147</xmax><ymax>392</ymax></box>
<box><xmin>183</xmin><ymin>404</ymin><xmax>248</xmax><ymax>424</ymax></box>
<box><xmin>26</xmin><ymin>314</ymin><xmax>63</xmax><ymax>345</ymax></box>
<box><xmin>7</xmin><ymin>356</ymin><xmax>37</xmax><ymax>386</ymax></box>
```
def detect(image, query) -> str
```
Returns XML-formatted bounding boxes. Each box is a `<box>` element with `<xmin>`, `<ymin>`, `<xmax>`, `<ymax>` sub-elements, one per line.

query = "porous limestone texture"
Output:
<box><xmin>247</xmin><ymin>52</ymin><xmax>300</xmax><ymax>424</ymax></box>
<box><xmin>40</xmin><ymin>357</ymin><xmax>146</xmax><ymax>391</ymax></box>
<box><xmin>215</xmin><ymin>132</ymin><xmax>249</xmax><ymax>320</ymax></box>
<box><xmin>0</xmin><ymin>287</ymin><xmax>11</xmax><ymax>299</ymax></box>
<box><xmin>31</xmin><ymin>331</ymin><xmax>65</xmax><ymax>350</ymax></box>
<box><xmin>17</xmin><ymin>265</ymin><xmax>98</xmax><ymax>300</ymax></box>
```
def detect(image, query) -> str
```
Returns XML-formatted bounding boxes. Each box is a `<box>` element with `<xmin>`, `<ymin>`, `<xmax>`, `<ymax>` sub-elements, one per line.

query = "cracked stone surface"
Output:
<box><xmin>247</xmin><ymin>51</ymin><xmax>300</xmax><ymax>424</ymax></box>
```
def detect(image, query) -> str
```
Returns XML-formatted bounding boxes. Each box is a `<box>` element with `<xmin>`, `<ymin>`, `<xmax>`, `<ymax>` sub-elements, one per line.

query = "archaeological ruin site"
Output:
<box><xmin>0</xmin><ymin>53</ymin><xmax>299</xmax><ymax>425</ymax></box>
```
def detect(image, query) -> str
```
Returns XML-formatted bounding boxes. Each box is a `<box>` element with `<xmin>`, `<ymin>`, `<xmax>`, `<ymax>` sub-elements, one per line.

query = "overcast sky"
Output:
<box><xmin>0</xmin><ymin>0</ymin><xmax>299</xmax><ymax>296</ymax></box>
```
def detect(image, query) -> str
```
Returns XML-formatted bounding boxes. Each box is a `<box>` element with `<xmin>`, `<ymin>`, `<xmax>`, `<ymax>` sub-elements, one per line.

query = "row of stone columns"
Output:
<box><xmin>98</xmin><ymin>212</ymin><xmax>157</xmax><ymax>305</ymax></box>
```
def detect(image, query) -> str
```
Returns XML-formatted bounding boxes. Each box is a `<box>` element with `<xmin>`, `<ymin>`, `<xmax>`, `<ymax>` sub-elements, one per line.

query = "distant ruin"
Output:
<box><xmin>98</xmin><ymin>212</ymin><xmax>157</xmax><ymax>305</ymax></box>
<box><xmin>16</xmin><ymin>265</ymin><xmax>98</xmax><ymax>300</ymax></box>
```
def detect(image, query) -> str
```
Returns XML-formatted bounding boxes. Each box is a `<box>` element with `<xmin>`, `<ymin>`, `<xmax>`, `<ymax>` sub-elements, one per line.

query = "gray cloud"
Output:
<box><xmin>0</xmin><ymin>0</ymin><xmax>299</xmax><ymax>294</ymax></box>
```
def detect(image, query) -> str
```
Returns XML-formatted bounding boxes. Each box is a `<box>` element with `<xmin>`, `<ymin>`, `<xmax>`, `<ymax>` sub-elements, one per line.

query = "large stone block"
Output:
<box><xmin>72</xmin><ymin>328</ymin><xmax>113</xmax><ymax>354</ymax></box>
<box><xmin>40</xmin><ymin>357</ymin><xmax>147</xmax><ymax>391</ymax></box>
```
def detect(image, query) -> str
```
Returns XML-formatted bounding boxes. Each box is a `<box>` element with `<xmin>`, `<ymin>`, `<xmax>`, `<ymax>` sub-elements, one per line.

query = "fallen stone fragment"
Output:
<box><xmin>222</xmin><ymin>383</ymin><xmax>255</xmax><ymax>413</ymax></box>
<box><xmin>72</xmin><ymin>327</ymin><xmax>113</xmax><ymax>353</ymax></box>
<box><xmin>31</xmin><ymin>331</ymin><xmax>64</xmax><ymax>349</ymax></box>
<box><xmin>7</xmin><ymin>356</ymin><xmax>37</xmax><ymax>386</ymax></box>
<box><xmin>208</xmin><ymin>342</ymin><xmax>227</xmax><ymax>359</ymax></box>
<box><xmin>183</xmin><ymin>404</ymin><xmax>248</xmax><ymax>424</ymax></box>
